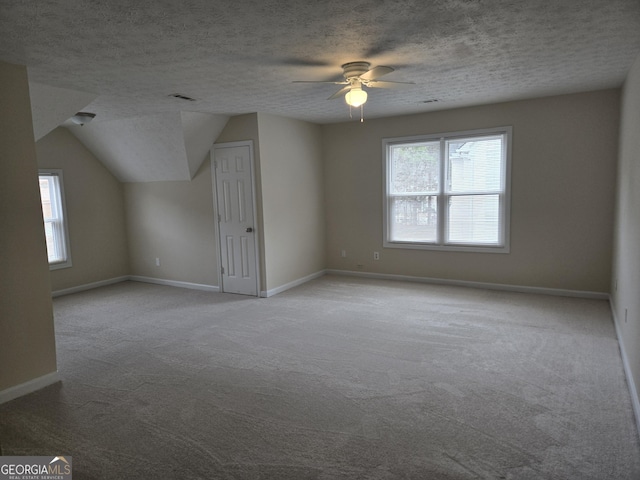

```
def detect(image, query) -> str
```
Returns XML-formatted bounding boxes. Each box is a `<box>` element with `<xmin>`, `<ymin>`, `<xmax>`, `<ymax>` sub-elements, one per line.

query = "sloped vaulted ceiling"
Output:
<box><xmin>68</xmin><ymin>112</ymin><xmax>229</xmax><ymax>183</ymax></box>
<box><xmin>28</xmin><ymin>82</ymin><xmax>229</xmax><ymax>182</ymax></box>
<box><xmin>181</xmin><ymin>112</ymin><xmax>228</xmax><ymax>179</ymax></box>
<box><xmin>29</xmin><ymin>82</ymin><xmax>98</xmax><ymax>141</ymax></box>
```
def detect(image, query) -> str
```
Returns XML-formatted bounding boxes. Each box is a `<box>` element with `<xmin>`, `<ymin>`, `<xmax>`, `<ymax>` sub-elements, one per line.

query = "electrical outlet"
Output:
<box><xmin>373</xmin><ymin>251</ymin><xmax>380</xmax><ymax>260</ymax></box>
<box><xmin>341</xmin><ymin>250</ymin><xmax>347</xmax><ymax>258</ymax></box>
<box><xmin>155</xmin><ymin>257</ymin><xmax>160</xmax><ymax>267</ymax></box>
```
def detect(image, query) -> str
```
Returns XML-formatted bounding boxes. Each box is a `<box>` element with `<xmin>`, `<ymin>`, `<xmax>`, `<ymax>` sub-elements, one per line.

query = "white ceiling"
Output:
<box><xmin>2</xmin><ymin>0</ymin><xmax>639</xmax><ymax>181</ymax></box>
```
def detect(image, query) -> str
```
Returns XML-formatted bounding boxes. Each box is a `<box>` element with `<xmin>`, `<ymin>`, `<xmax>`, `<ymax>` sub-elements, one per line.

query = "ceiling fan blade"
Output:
<box><xmin>359</xmin><ymin>66</ymin><xmax>394</xmax><ymax>81</ymax></box>
<box><xmin>292</xmin><ymin>80</ymin><xmax>348</xmax><ymax>85</ymax></box>
<box><xmin>367</xmin><ymin>80</ymin><xmax>416</xmax><ymax>88</ymax></box>
<box><xmin>279</xmin><ymin>58</ymin><xmax>332</xmax><ymax>67</ymax></box>
<box><xmin>328</xmin><ymin>86</ymin><xmax>351</xmax><ymax>100</ymax></box>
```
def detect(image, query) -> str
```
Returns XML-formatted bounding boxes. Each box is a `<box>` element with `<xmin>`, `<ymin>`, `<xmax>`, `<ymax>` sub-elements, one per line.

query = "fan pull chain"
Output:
<box><xmin>347</xmin><ymin>100</ymin><xmax>364</xmax><ymax>122</ymax></box>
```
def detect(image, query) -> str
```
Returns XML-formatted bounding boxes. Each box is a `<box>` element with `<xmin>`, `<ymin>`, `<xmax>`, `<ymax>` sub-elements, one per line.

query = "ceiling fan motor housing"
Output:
<box><xmin>342</xmin><ymin>61</ymin><xmax>371</xmax><ymax>80</ymax></box>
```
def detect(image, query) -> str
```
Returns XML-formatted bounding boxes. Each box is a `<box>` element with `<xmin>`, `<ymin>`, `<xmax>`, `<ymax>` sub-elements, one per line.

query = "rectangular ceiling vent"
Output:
<box><xmin>169</xmin><ymin>93</ymin><xmax>196</xmax><ymax>101</ymax></box>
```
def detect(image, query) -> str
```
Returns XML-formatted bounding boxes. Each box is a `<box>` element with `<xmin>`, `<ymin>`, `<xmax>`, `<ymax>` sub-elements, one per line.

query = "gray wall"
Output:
<box><xmin>323</xmin><ymin>89</ymin><xmax>620</xmax><ymax>293</ymax></box>
<box><xmin>124</xmin><ymin>159</ymin><xmax>219</xmax><ymax>287</ymax></box>
<box><xmin>36</xmin><ymin>128</ymin><xmax>129</xmax><ymax>292</ymax></box>
<box><xmin>256</xmin><ymin>113</ymin><xmax>325</xmax><ymax>292</ymax></box>
<box><xmin>0</xmin><ymin>61</ymin><xmax>57</xmax><ymax>392</ymax></box>
<box><xmin>611</xmin><ymin>52</ymin><xmax>640</xmax><ymax>413</ymax></box>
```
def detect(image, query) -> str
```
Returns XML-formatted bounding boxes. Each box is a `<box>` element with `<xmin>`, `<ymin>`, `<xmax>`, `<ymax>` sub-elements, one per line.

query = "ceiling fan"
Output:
<box><xmin>293</xmin><ymin>61</ymin><xmax>414</xmax><ymax>118</ymax></box>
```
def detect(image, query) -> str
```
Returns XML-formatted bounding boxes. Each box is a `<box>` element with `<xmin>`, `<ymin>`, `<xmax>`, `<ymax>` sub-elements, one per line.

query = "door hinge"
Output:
<box><xmin>213</xmin><ymin>160</ymin><xmax>217</xmax><ymax>170</ymax></box>
<box><xmin>221</xmin><ymin>267</ymin><xmax>225</xmax><ymax>274</ymax></box>
<box><xmin>217</xmin><ymin>214</ymin><xmax>221</xmax><ymax>222</ymax></box>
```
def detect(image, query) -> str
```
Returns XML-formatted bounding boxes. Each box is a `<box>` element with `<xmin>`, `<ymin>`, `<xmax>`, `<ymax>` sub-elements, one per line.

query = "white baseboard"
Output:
<box><xmin>130</xmin><ymin>275</ymin><xmax>219</xmax><ymax>292</ymax></box>
<box><xmin>50</xmin><ymin>270</ymin><xmax>608</xmax><ymax>301</ymax></box>
<box><xmin>326</xmin><ymin>269</ymin><xmax>609</xmax><ymax>300</ymax></box>
<box><xmin>52</xmin><ymin>276</ymin><xmax>129</xmax><ymax>297</ymax></box>
<box><xmin>609</xmin><ymin>298</ymin><xmax>640</xmax><ymax>437</ymax></box>
<box><xmin>260</xmin><ymin>270</ymin><xmax>326</xmax><ymax>298</ymax></box>
<box><xmin>0</xmin><ymin>371</ymin><xmax>60</xmax><ymax>405</ymax></box>
<box><xmin>52</xmin><ymin>275</ymin><xmax>219</xmax><ymax>297</ymax></box>
<box><xmin>50</xmin><ymin>270</ymin><xmax>608</xmax><ymax>300</ymax></box>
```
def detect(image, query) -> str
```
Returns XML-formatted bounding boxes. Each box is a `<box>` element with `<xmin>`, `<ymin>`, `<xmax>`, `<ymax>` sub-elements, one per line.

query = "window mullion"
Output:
<box><xmin>438</xmin><ymin>137</ymin><xmax>446</xmax><ymax>245</ymax></box>
<box><xmin>498</xmin><ymin>192</ymin><xmax>505</xmax><ymax>245</ymax></box>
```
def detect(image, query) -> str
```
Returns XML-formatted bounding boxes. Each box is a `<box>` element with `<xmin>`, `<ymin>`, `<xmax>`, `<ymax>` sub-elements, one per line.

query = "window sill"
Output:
<box><xmin>383</xmin><ymin>241</ymin><xmax>510</xmax><ymax>254</ymax></box>
<box><xmin>49</xmin><ymin>259</ymin><xmax>73</xmax><ymax>271</ymax></box>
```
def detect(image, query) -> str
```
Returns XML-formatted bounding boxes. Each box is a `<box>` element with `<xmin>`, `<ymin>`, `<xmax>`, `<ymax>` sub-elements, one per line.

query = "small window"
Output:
<box><xmin>39</xmin><ymin>170</ymin><xmax>72</xmax><ymax>269</ymax></box>
<box><xmin>383</xmin><ymin>127</ymin><xmax>511</xmax><ymax>253</ymax></box>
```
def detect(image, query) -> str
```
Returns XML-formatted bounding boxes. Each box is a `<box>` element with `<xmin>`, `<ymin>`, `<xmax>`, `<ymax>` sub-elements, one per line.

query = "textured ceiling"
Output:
<box><xmin>1</xmin><ymin>0</ymin><xmax>639</xmax><ymax>125</ymax></box>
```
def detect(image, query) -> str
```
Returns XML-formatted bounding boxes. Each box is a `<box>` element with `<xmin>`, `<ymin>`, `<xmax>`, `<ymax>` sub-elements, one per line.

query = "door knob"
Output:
<box><xmin>246</xmin><ymin>227</ymin><xmax>253</xmax><ymax>233</ymax></box>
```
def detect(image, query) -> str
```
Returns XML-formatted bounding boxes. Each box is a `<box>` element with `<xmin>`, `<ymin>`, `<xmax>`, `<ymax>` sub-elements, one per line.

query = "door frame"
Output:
<box><xmin>211</xmin><ymin>140</ymin><xmax>261</xmax><ymax>296</ymax></box>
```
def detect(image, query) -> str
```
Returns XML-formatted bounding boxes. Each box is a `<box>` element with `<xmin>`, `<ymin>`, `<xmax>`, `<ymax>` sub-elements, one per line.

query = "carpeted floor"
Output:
<box><xmin>1</xmin><ymin>276</ymin><xmax>639</xmax><ymax>479</ymax></box>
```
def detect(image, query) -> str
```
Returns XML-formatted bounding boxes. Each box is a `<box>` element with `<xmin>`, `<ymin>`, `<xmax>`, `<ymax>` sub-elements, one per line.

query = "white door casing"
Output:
<box><xmin>212</xmin><ymin>142</ymin><xmax>259</xmax><ymax>296</ymax></box>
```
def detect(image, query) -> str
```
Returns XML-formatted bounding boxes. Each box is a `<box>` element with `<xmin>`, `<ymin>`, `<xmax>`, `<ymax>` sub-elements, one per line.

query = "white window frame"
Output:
<box><xmin>383</xmin><ymin>126</ymin><xmax>512</xmax><ymax>253</ymax></box>
<box><xmin>39</xmin><ymin>169</ymin><xmax>72</xmax><ymax>270</ymax></box>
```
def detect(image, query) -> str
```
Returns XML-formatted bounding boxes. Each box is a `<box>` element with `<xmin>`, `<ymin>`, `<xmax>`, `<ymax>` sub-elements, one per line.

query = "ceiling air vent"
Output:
<box><xmin>168</xmin><ymin>93</ymin><xmax>196</xmax><ymax>101</ymax></box>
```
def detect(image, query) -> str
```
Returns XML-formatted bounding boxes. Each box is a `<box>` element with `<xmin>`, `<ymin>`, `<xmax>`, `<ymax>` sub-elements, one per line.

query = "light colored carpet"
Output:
<box><xmin>1</xmin><ymin>276</ymin><xmax>639</xmax><ymax>479</ymax></box>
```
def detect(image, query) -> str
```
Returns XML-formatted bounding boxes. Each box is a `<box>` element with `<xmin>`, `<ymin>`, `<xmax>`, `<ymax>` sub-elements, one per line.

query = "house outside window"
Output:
<box><xmin>39</xmin><ymin>170</ymin><xmax>72</xmax><ymax>269</ymax></box>
<box><xmin>383</xmin><ymin>127</ymin><xmax>512</xmax><ymax>253</ymax></box>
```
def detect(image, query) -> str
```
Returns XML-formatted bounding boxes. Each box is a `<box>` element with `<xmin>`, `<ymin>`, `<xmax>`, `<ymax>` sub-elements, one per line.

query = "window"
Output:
<box><xmin>39</xmin><ymin>170</ymin><xmax>72</xmax><ymax>269</ymax></box>
<box><xmin>383</xmin><ymin>127</ymin><xmax>511</xmax><ymax>253</ymax></box>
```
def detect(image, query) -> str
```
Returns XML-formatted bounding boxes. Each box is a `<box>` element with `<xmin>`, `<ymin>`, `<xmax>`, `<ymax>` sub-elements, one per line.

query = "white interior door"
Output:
<box><xmin>213</xmin><ymin>142</ymin><xmax>259</xmax><ymax>296</ymax></box>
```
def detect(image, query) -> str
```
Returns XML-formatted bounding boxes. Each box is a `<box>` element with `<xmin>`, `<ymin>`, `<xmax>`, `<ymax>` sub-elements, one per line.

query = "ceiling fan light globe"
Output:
<box><xmin>345</xmin><ymin>88</ymin><xmax>367</xmax><ymax>107</ymax></box>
